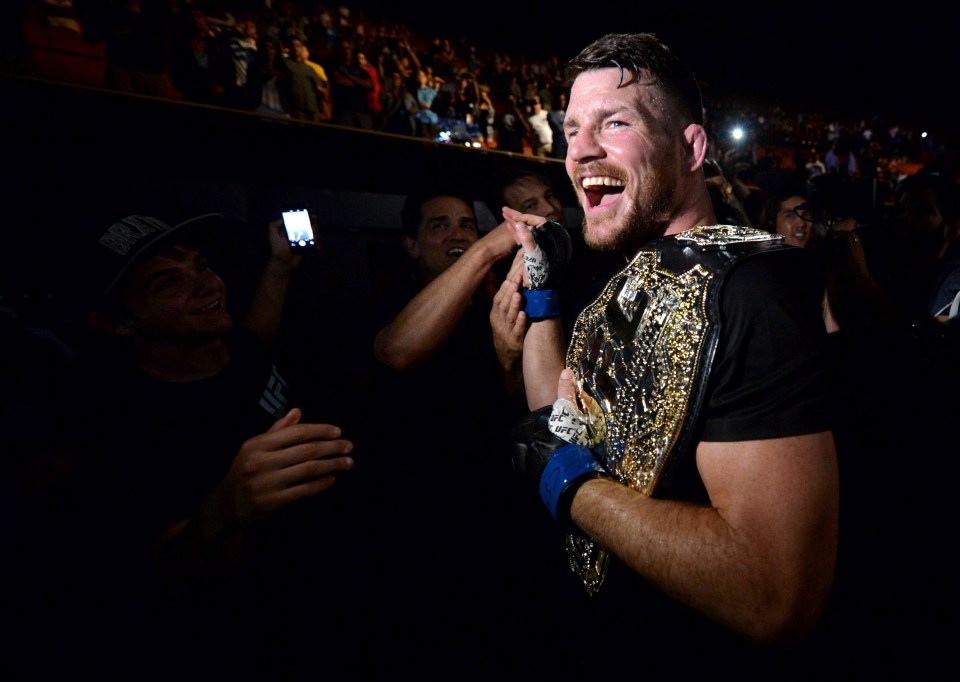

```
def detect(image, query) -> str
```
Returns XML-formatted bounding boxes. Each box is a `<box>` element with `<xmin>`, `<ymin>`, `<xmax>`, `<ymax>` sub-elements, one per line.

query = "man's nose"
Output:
<box><xmin>567</xmin><ymin>127</ymin><xmax>601</xmax><ymax>164</ymax></box>
<box><xmin>193</xmin><ymin>268</ymin><xmax>221</xmax><ymax>295</ymax></box>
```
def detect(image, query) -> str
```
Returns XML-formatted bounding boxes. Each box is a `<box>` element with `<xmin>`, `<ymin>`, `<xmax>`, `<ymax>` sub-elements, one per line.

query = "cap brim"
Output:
<box><xmin>102</xmin><ymin>213</ymin><xmax>223</xmax><ymax>298</ymax></box>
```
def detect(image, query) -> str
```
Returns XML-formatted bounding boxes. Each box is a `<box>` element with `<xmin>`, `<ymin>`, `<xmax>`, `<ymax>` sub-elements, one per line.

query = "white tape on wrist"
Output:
<box><xmin>548</xmin><ymin>387</ymin><xmax>605</xmax><ymax>448</ymax></box>
<box><xmin>523</xmin><ymin>246</ymin><xmax>548</xmax><ymax>289</ymax></box>
<box><xmin>548</xmin><ymin>398</ymin><xmax>592</xmax><ymax>446</ymax></box>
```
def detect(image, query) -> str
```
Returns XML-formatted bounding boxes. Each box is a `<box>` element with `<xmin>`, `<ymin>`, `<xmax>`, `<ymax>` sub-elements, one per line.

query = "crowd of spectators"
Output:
<box><xmin>12</xmin><ymin>0</ymin><xmax>956</xmax><ymax>179</ymax></box>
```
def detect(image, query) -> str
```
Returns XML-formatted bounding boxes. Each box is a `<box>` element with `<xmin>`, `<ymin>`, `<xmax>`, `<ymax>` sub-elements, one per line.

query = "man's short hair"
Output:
<box><xmin>564</xmin><ymin>32</ymin><xmax>704</xmax><ymax>127</ymax></box>
<box><xmin>400</xmin><ymin>183</ymin><xmax>476</xmax><ymax>239</ymax></box>
<box><xmin>485</xmin><ymin>167</ymin><xmax>555</xmax><ymax>220</ymax></box>
<box><xmin>86</xmin><ymin>213</ymin><xmax>222</xmax><ymax>315</ymax></box>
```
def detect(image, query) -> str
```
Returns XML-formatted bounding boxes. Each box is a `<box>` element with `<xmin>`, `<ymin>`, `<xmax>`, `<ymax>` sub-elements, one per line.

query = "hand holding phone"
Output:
<box><xmin>281</xmin><ymin>208</ymin><xmax>316</xmax><ymax>251</ymax></box>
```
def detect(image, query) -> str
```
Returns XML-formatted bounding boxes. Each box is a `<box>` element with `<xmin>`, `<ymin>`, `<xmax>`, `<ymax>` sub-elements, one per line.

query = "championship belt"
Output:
<box><xmin>563</xmin><ymin>225</ymin><xmax>786</xmax><ymax>595</ymax></box>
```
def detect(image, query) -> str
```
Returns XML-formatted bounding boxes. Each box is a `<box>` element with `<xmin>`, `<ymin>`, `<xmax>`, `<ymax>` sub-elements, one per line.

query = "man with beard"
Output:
<box><xmin>506</xmin><ymin>33</ymin><xmax>839</xmax><ymax>677</ymax></box>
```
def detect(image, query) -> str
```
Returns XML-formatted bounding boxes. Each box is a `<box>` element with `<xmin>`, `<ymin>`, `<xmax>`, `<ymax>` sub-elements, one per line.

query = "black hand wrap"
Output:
<box><xmin>522</xmin><ymin>221</ymin><xmax>574</xmax><ymax>320</ymax></box>
<box><xmin>511</xmin><ymin>406</ymin><xmax>608</xmax><ymax>524</ymax></box>
<box><xmin>529</xmin><ymin>220</ymin><xmax>574</xmax><ymax>289</ymax></box>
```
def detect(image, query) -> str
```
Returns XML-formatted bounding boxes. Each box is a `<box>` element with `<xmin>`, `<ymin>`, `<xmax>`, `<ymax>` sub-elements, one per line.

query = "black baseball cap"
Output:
<box><xmin>92</xmin><ymin>213</ymin><xmax>223</xmax><ymax>301</ymax></box>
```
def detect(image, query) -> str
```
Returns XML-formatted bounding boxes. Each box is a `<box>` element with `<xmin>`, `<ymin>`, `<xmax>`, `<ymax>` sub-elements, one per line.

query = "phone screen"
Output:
<box><xmin>282</xmin><ymin>208</ymin><xmax>315</xmax><ymax>249</ymax></box>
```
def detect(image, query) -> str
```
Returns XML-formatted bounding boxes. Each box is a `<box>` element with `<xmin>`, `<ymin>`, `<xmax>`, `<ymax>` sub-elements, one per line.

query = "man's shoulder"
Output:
<box><xmin>718</xmin><ymin>243</ymin><xmax>823</xmax><ymax>314</ymax></box>
<box><xmin>306</xmin><ymin>60</ymin><xmax>327</xmax><ymax>78</ymax></box>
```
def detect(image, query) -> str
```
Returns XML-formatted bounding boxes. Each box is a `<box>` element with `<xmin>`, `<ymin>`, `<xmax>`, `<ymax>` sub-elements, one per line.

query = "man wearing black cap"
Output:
<box><xmin>60</xmin><ymin>212</ymin><xmax>363</xmax><ymax>678</ymax></box>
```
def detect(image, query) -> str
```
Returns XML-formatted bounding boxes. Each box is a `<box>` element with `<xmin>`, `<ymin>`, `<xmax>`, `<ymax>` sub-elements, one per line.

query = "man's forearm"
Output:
<box><xmin>375</xmin><ymin>245</ymin><xmax>500</xmax><ymax>370</ymax></box>
<box><xmin>153</xmin><ymin>496</ymin><xmax>244</xmax><ymax>592</ymax></box>
<box><xmin>242</xmin><ymin>257</ymin><xmax>294</xmax><ymax>349</ymax></box>
<box><xmin>569</xmin><ymin>438</ymin><xmax>837</xmax><ymax>647</ymax></box>
<box><xmin>570</xmin><ymin>479</ymin><xmax>788</xmax><ymax>641</ymax></box>
<box><xmin>522</xmin><ymin>318</ymin><xmax>565</xmax><ymax>409</ymax></box>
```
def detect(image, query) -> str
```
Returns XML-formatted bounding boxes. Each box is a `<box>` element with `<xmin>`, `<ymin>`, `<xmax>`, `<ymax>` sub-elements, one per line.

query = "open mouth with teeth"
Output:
<box><xmin>581</xmin><ymin>176</ymin><xmax>625</xmax><ymax>209</ymax></box>
<box><xmin>198</xmin><ymin>300</ymin><xmax>223</xmax><ymax>313</ymax></box>
<box><xmin>447</xmin><ymin>247</ymin><xmax>466</xmax><ymax>257</ymax></box>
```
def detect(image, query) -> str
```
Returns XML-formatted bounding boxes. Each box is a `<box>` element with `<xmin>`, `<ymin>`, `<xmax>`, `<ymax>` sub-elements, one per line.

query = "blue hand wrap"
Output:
<box><xmin>539</xmin><ymin>443</ymin><xmax>606</xmax><ymax>521</ymax></box>
<box><xmin>522</xmin><ymin>288</ymin><xmax>560</xmax><ymax>320</ymax></box>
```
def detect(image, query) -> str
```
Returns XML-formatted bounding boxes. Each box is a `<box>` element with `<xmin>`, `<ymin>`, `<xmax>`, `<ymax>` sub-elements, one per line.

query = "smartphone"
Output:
<box><xmin>281</xmin><ymin>207</ymin><xmax>315</xmax><ymax>250</ymax></box>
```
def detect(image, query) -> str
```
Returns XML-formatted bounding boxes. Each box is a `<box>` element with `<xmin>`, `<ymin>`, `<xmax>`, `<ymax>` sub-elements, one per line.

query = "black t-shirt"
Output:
<box><xmin>362</xmin><ymin>275</ymin><xmax>522</xmax><ymax>479</ymax></box>
<box><xmin>71</xmin><ymin>328</ymin><xmax>291</xmax><ymax>540</ymax></box>
<box><xmin>702</xmin><ymin>246</ymin><xmax>830</xmax><ymax>442</ymax></box>
<box><xmin>62</xmin><ymin>327</ymin><xmax>367</xmax><ymax>677</ymax></box>
<box><xmin>357</xmin><ymin>275</ymin><xmax>566</xmax><ymax>674</ymax></box>
<box><xmin>636</xmin><ymin>245</ymin><xmax>832</xmax><ymax>504</ymax></box>
<box><xmin>552</xmin><ymin>245</ymin><xmax>833</xmax><ymax>677</ymax></box>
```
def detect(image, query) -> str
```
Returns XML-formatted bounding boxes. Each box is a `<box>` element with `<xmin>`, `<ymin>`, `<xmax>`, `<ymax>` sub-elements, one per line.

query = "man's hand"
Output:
<box><xmin>502</xmin><ymin>206</ymin><xmax>572</xmax><ymax>289</ymax></box>
<box><xmin>480</xmin><ymin>217</ymin><xmax>525</xmax><ymax>262</ymax></box>
<box><xmin>213</xmin><ymin>407</ymin><xmax>354</xmax><ymax>534</ymax></box>
<box><xmin>267</xmin><ymin>218</ymin><xmax>308</xmax><ymax>267</ymax></box>
<box><xmin>490</xmin><ymin>250</ymin><xmax>527</xmax><ymax>372</ymax></box>
<box><xmin>512</xmin><ymin>369</ymin><xmax>609</xmax><ymax>522</ymax></box>
<box><xmin>242</xmin><ymin>219</ymin><xmax>309</xmax><ymax>349</ymax></box>
<box><xmin>502</xmin><ymin>206</ymin><xmax>544</xmax><ymax>288</ymax></box>
<box><xmin>155</xmin><ymin>408</ymin><xmax>354</xmax><ymax>582</ymax></box>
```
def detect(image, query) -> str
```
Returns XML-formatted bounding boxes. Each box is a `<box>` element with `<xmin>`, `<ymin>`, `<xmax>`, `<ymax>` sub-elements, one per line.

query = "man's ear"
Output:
<box><xmin>402</xmin><ymin>234</ymin><xmax>420</xmax><ymax>259</ymax></box>
<box><xmin>684</xmin><ymin>123</ymin><xmax>709</xmax><ymax>172</ymax></box>
<box><xmin>88</xmin><ymin>311</ymin><xmax>136</xmax><ymax>337</ymax></box>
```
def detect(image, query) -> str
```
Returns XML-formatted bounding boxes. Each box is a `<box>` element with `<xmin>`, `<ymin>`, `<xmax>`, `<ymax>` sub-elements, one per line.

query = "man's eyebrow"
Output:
<box><xmin>137</xmin><ymin>251</ymin><xmax>200</xmax><ymax>290</ymax></box>
<box><xmin>138</xmin><ymin>266</ymin><xmax>181</xmax><ymax>290</ymax></box>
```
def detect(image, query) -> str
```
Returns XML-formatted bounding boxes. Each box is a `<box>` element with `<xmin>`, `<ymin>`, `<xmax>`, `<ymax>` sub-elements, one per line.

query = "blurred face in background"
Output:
<box><xmin>403</xmin><ymin>196</ymin><xmax>479</xmax><ymax>283</ymax></box>
<box><xmin>775</xmin><ymin>196</ymin><xmax>815</xmax><ymax>248</ymax></box>
<box><xmin>241</xmin><ymin>20</ymin><xmax>258</xmax><ymax>41</ymax></box>
<box><xmin>503</xmin><ymin>175</ymin><xmax>566</xmax><ymax>227</ymax></box>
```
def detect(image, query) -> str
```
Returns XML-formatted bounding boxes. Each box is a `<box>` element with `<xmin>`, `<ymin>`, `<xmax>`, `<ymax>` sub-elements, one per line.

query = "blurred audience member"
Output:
<box><xmin>759</xmin><ymin>192</ymin><xmax>818</xmax><ymax>249</ymax></box>
<box><xmin>816</xmin><ymin>226</ymin><xmax>958</xmax><ymax>679</ymax></box>
<box><xmin>167</xmin><ymin>6</ymin><xmax>226</xmax><ymax>105</ymax></box>
<box><xmin>525</xmin><ymin>96</ymin><xmax>553</xmax><ymax>157</ymax></box>
<box><xmin>488</xmin><ymin>167</ymin><xmax>621</xmax><ymax>340</ymax></box>
<box><xmin>82</xmin><ymin>0</ymin><xmax>173</xmax><ymax>98</ymax></box>
<box><xmin>281</xmin><ymin>35</ymin><xmax>325</xmax><ymax>121</ymax></box>
<box><xmin>301</xmin><ymin>37</ymin><xmax>333</xmax><ymax>120</ymax></box>
<box><xmin>378</xmin><ymin>69</ymin><xmax>417</xmax><ymax>135</ymax></box>
<box><xmin>496</xmin><ymin>94</ymin><xmax>533</xmax><ymax>154</ymax></box>
<box><xmin>220</xmin><ymin>15</ymin><xmax>259</xmax><ymax>109</ymax></box>
<box><xmin>356</xmin><ymin>49</ymin><xmax>382</xmax><ymax>128</ymax></box>
<box><xmin>547</xmin><ymin>90</ymin><xmax>568</xmax><ymax>160</ymax></box>
<box><xmin>870</xmin><ymin>170</ymin><xmax>960</xmax><ymax>320</ymax></box>
<box><xmin>824</xmin><ymin>138</ymin><xmax>859</xmax><ymax>177</ymax></box>
<box><xmin>477</xmin><ymin>86</ymin><xmax>497</xmax><ymax>147</ymax></box>
<box><xmin>804</xmin><ymin>146</ymin><xmax>827</xmax><ymax>180</ymax></box>
<box><xmin>326</xmin><ymin>36</ymin><xmax>375</xmax><ymax>130</ymax></box>
<box><xmin>412</xmin><ymin>67</ymin><xmax>439</xmax><ymax>137</ymax></box>
<box><xmin>248</xmin><ymin>34</ymin><xmax>290</xmax><ymax>117</ymax></box>
<box><xmin>704</xmin><ymin>158</ymin><xmax>755</xmax><ymax>228</ymax></box>
<box><xmin>59</xmin><ymin>210</ymin><xmax>364</xmax><ymax>678</ymax></box>
<box><xmin>358</xmin><ymin>182</ymin><xmax>539</xmax><ymax>674</ymax></box>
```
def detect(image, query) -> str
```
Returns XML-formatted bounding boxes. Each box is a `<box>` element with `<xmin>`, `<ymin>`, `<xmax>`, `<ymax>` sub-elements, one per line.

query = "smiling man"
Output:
<box><xmin>761</xmin><ymin>193</ymin><xmax>817</xmax><ymax>249</ymax></box>
<box><xmin>373</xmin><ymin>184</ymin><xmax>522</xmax><ymax>377</ymax></box>
<box><xmin>362</xmin><ymin>183</ymin><xmax>554</xmax><ymax>673</ymax></box>
<box><xmin>507</xmin><ymin>33</ymin><xmax>840</xmax><ymax>676</ymax></box>
<box><xmin>65</xmin><ymin>211</ymin><xmax>360</xmax><ymax>677</ymax></box>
